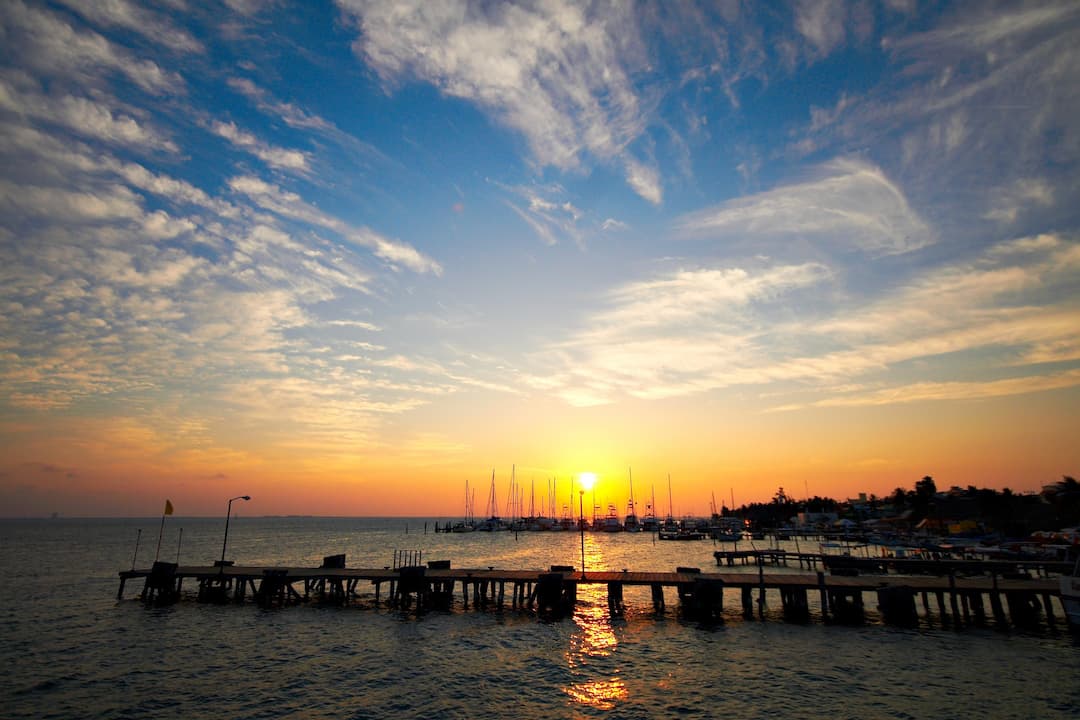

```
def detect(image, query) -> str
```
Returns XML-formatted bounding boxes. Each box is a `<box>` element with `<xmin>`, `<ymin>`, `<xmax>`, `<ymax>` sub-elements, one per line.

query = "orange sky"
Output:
<box><xmin>2</xmin><ymin>385</ymin><xmax>1075</xmax><ymax>517</ymax></box>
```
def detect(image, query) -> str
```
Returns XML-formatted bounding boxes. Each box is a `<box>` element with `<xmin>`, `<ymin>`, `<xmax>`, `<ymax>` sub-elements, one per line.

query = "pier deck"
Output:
<box><xmin>118</xmin><ymin>561</ymin><xmax>1068</xmax><ymax>629</ymax></box>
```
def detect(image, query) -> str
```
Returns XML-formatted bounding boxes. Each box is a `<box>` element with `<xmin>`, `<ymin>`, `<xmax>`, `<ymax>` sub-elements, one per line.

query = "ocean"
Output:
<box><xmin>2</xmin><ymin>517</ymin><xmax>1078</xmax><ymax>719</ymax></box>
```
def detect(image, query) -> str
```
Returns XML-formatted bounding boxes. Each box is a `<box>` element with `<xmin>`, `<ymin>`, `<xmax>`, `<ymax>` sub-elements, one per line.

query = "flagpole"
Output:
<box><xmin>155</xmin><ymin>499</ymin><xmax>173</xmax><ymax>563</ymax></box>
<box><xmin>154</xmin><ymin>513</ymin><xmax>166</xmax><ymax>562</ymax></box>
<box><xmin>175</xmin><ymin>527</ymin><xmax>183</xmax><ymax>564</ymax></box>
<box><xmin>131</xmin><ymin>528</ymin><xmax>141</xmax><ymax>571</ymax></box>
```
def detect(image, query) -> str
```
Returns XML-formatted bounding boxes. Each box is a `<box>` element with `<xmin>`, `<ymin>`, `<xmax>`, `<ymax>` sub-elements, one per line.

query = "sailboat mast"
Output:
<box><xmin>668</xmin><ymin>474</ymin><xmax>674</xmax><ymax>517</ymax></box>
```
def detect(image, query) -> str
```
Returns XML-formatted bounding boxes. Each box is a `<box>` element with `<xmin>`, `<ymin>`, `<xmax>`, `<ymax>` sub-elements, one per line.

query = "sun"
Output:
<box><xmin>578</xmin><ymin>472</ymin><xmax>597</xmax><ymax>491</ymax></box>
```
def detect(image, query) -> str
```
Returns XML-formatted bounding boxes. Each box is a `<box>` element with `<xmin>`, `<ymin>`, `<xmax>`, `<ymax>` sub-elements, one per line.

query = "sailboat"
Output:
<box><xmin>450</xmin><ymin>478</ymin><xmax>476</xmax><ymax>532</ymax></box>
<box><xmin>658</xmin><ymin>474</ymin><xmax>703</xmax><ymax>540</ymax></box>
<box><xmin>476</xmin><ymin>468</ymin><xmax>506</xmax><ymax>531</ymax></box>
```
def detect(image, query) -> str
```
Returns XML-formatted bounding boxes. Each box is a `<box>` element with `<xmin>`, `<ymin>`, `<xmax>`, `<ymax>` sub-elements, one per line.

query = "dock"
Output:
<box><xmin>118</xmin><ymin>556</ymin><xmax>1070</xmax><ymax>630</ymax></box>
<box><xmin>713</xmin><ymin>548</ymin><xmax>1072</xmax><ymax>577</ymax></box>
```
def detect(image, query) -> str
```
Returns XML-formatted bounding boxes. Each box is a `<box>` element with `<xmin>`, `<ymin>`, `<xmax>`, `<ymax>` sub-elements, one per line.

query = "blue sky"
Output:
<box><xmin>1</xmin><ymin>0</ymin><xmax>1078</xmax><ymax>515</ymax></box>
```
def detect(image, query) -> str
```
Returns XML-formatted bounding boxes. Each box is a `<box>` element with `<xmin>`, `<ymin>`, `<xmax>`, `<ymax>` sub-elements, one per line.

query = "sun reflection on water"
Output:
<box><xmin>563</xmin><ymin>540</ymin><xmax>630</xmax><ymax>711</ymax></box>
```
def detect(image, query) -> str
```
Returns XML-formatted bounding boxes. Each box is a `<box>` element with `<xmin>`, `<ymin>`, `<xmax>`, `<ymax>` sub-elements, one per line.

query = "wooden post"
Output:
<box><xmin>608</xmin><ymin>582</ymin><xmax>625</xmax><ymax>617</ymax></box>
<box><xmin>817</xmin><ymin>571</ymin><xmax>829</xmax><ymax>621</ymax></box>
<box><xmin>989</xmin><ymin>573</ymin><xmax>1007</xmax><ymax>627</ymax></box>
<box><xmin>948</xmin><ymin>574</ymin><xmax>962</xmax><ymax>628</ymax></box>
<box><xmin>757</xmin><ymin>558</ymin><xmax>766</xmax><ymax>619</ymax></box>
<box><xmin>935</xmin><ymin>591</ymin><xmax>949</xmax><ymax>625</ymax></box>
<box><xmin>1041</xmin><ymin>592</ymin><xmax>1056</xmax><ymax>627</ymax></box>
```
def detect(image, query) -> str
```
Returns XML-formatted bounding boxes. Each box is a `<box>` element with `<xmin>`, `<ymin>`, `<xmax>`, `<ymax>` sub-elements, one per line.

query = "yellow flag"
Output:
<box><xmin>164</xmin><ymin>499</ymin><xmax>174</xmax><ymax>516</ymax></box>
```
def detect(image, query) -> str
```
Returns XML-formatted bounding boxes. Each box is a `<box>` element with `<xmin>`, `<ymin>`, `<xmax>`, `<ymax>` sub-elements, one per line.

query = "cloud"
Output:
<box><xmin>777</xmin><ymin>368</ymin><xmax>1080</xmax><ymax>411</ymax></box>
<box><xmin>793</xmin><ymin>2</ymin><xmax>1080</xmax><ymax>243</ymax></box>
<box><xmin>52</xmin><ymin>0</ymin><xmax>204</xmax><ymax>54</ymax></box>
<box><xmin>678</xmin><ymin>158</ymin><xmax>932</xmax><ymax>255</ymax></box>
<box><xmin>534</xmin><ymin>261</ymin><xmax>831</xmax><ymax>405</ymax></box>
<box><xmin>984</xmin><ymin>178</ymin><xmax>1054</xmax><ymax>225</ymax></box>
<box><xmin>0</xmin><ymin>0</ymin><xmax>183</xmax><ymax>95</ymax></box>
<box><xmin>0</xmin><ymin>180</ymin><xmax>144</xmax><ymax>223</ymax></box>
<box><xmin>794</xmin><ymin>0</ymin><xmax>848</xmax><ymax>58</ymax></box>
<box><xmin>211</xmin><ymin>120</ymin><xmax>310</xmax><ymax>172</ymax></box>
<box><xmin>500</xmin><ymin>182</ymin><xmax>585</xmax><ymax>247</ymax></box>
<box><xmin>531</xmin><ymin>233</ymin><xmax>1080</xmax><ymax>408</ymax></box>
<box><xmin>339</xmin><ymin>0</ymin><xmax>660</xmax><ymax>202</ymax></box>
<box><xmin>228</xmin><ymin>175</ymin><xmax>442</xmax><ymax>274</ymax></box>
<box><xmin>0</xmin><ymin>78</ymin><xmax>177</xmax><ymax>152</ymax></box>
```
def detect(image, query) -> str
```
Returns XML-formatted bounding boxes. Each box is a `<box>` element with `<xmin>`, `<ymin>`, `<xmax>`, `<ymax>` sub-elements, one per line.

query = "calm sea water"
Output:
<box><xmin>2</xmin><ymin>517</ymin><xmax>1078</xmax><ymax>719</ymax></box>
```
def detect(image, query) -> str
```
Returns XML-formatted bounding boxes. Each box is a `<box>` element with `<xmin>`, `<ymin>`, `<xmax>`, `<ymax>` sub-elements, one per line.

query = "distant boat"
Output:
<box><xmin>477</xmin><ymin>468</ymin><xmax>508</xmax><ymax>531</ymax></box>
<box><xmin>624</xmin><ymin>467</ymin><xmax>640</xmax><ymax>532</ymax></box>
<box><xmin>642</xmin><ymin>483</ymin><xmax>658</xmax><ymax>532</ymax></box>
<box><xmin>709</xmin><ymin>510</ymin><xmax>743</xmax><ymax>542</ymax></box>
<box><xmin>600</xmin><ymin>504</ymin><xmax>624</xmax><ymax>532</ymax></box>
<box><xmin>452</xmin><ymin>479</ymin><xmax>476</xmax><ymax>532</ymax></box>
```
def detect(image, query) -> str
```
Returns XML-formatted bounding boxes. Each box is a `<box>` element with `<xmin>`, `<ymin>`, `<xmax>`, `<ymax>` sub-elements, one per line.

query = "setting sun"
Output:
<box><xmin>578</xmin><ymin>473</ymin><xmax>597</xmax><ymax>492</ymax></box>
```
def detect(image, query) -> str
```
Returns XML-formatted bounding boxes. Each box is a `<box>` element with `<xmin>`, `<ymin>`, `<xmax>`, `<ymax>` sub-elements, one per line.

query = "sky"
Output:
<box><xmin>1</xmin><ymin>0</ymin><xmax>1078</xmax><ymax>518</ymax></box>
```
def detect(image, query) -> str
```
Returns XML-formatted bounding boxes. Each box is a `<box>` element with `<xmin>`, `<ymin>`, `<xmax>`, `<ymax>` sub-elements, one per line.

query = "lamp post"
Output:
<box><xmin>220</xmin><ymin>495</ymin><xmax>250</xmax><ymax>567</ymax></box>
<box><xmin>578</xmin><ymin>473</ymin><xmax>595</xmax><ymax>579</ymax></box>
<box><xmin>579</xmin><ymin>489</ymin><xmax>586</xmax><ymax>579</ymax></box>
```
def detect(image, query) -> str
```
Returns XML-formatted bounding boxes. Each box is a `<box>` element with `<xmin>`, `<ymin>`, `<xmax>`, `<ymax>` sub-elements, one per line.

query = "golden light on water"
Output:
<box><xmin>564</xmin><ymin>550</ymin><xmax>629</xmax><ymax>711</ymax></box>
<box><xmin>564</xmin><ymin>677</ymin><xmax>629</xmax><ymax>711</ymax></box>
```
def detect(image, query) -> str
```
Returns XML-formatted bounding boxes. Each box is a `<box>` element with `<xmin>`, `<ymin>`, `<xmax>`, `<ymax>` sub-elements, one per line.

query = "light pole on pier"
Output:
<box><xmin>578</xmin><ymin>473</ymin><xmax>595</xmax><ymax>579</ymax></box>
<box><xmin>220</xmin><ymin>495</ymin><xmax>250</xmax><ymax>568</ymax></box>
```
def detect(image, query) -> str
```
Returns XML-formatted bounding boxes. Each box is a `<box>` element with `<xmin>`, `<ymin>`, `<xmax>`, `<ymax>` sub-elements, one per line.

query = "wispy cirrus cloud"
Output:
<box><xmin>338</xmin><ymin>0</ymin><xmax>662</xmax><ymax>203</ymax></box>
<box><xmin>499</xmin><ymin>182</ymin><xmax>584</xmax><ymax>247</ymax></box>
<box><xmin>793</xmin><ymin>2</ymin><xmax>1080</xmax><ymax>242</ymax></box>
<box><xmin>678</xmin><ymin>158</ymin><xmax>932</xmax><ymax>256</ymax></box>
<box><xmin>529</xmin><ymin>232</ymin><xmax>1080</xmax><ymax>408</ymax></box>
<box><xmin>228</xmin><ymin>175</ymin><xmax>442</xmax><ymax>275</ymax></box>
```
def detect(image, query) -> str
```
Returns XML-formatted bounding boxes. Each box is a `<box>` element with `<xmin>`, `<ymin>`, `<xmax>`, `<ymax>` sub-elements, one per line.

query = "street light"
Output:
<box><xmin>220</xmin><ymin>495</ymin><xmax>251</xmax><ymax>567</ymax></box>
<box><xmin>578</xmin><ymin>474</ymin><xmax>596</xmax><ymax>579</ymax></box>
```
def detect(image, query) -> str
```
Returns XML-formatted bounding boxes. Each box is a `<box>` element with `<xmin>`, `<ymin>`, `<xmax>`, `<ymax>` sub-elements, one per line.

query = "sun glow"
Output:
<box><xmin>578</xmin><ymin>472</ymin><xmax>597</xmax><ymax>491</ymax></box>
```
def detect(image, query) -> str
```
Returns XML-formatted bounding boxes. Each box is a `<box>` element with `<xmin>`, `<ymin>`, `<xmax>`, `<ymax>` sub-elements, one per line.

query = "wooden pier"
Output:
<box><xmin>118</xmin><ymin>556</ymin><xmax>1071</xmax><ymax>630</ymax></box>
<box><xmin>714</xmin><ymin>548</ymin><xmax>1072</xmax><ymax>577</ymax></box>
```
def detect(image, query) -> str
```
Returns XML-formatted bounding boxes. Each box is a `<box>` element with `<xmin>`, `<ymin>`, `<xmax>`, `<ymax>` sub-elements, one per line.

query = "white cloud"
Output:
<box><xmin>501</xmin><ymin>182</ymin><xmax>586</xmax><ymax>247</ymax></box>
<box><xmin>678</xmin><ymin>158</ymin><xmax>932</xmax><ymax>255</ymax></box>
<box><xmin>531</xmin><ymin>233</ymin><xmax>1080</xmax><ymax>408</ymax></box>
<box><xmin>0</xmin><ymin>79</ymin><xmax>177</xmax><ymax>152</ymax></box>
<box><xmin>984</xmin><ymin>178</ymin><xmax>1054</xmax><ymax>225</ymax></box>
<box><xmin>339</xmin><ymin>0</ymin><xmax>658</xmax><ymax>202</ymax></box>
<box><xmin>794</xmin><ymin>0</ymin><xmax>848</xmax><ymax>58</ymax></box>
<box><xmin>211</xmin><ymin>120</ymin><xmax>310</xmax><ymax>172</ymax></box>
<box><xmin>228</xmin><ymin>175</ymin><xmax>442</xmax><ymax>274</ymax></box>
<box><xmin>0</xmin><ymin>0</ymin><xmax>183</xmax><ymax>95</ymax></box>
<box><xmin>53</xmin><ymin>0</ymin><xmax>204</xmax><ymax>54</ymax></box>
<box><xmin>0</xmin><ymin>180</ymin><xmax>143</xmax><ymax>223</ymax></box>
<box><xmin>781</xmin><ymin>368</ymin><xmax>1080</xmax><ymax>411</ymax></box>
